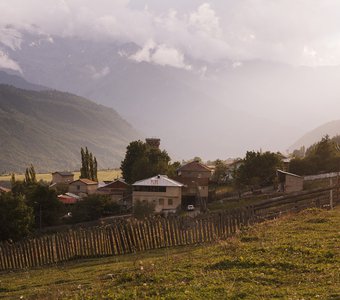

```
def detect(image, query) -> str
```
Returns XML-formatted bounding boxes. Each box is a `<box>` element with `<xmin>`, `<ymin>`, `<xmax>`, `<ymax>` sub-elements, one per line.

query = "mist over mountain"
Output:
<box><xmin>289</xmin><ymin>120</ymin><xmax>340</xmax><ymax>152</ymax></box>
<box><xmin>0</xmin><ymin>84</ymin><xmax>140</xmax><ymax>173</ymax></box>
<box><xmin>0</xmin><ymin>70</ymin><xmax>47</xmax><ymax>91</ymax></box>
<box><xmin>2</xmin><ymin>31</ymin><xmax>340</xmax><ymax>161</ymax></box>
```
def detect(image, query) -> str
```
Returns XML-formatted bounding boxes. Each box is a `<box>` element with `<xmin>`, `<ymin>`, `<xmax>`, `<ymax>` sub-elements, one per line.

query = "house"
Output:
<box><xmin>51</xmin><ymin>171</ymin><xmax>74</xmax><ymax>185</ymax></box>
<box><xmin>68</xmin><ymin>178</ymin><xmax>98</xmax><ymax>197</ymax></box>
<box><xmin>175</xmin><ymin>160</ymin><xmax>212</xmax><ymax>209</ymax></box>
<box><xmin>277</xmin><ymin>170</ymin><xmax>303</xmax><ymax>193</ymax></box>
<box><xmin>132</xmin><ymin>175</ymin><xmax>183</xmax><ymax>214</ymax></box>
<box><xmin>97</xmin><ymin>178</ymin><xmax>131</xmax><ymax>208</ymax></box>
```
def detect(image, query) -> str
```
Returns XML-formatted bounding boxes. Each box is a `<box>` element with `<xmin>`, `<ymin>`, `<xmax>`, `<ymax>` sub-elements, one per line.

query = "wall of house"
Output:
<box><xmin>69</xmin><ymin>182</ymin><xmax>98</xmax><ymax>196</ymax></box>
<box><xmin>179</xmin><ymin>170</ymin><xmax>211</xmax><ymax>179</ymax></box>
<box><xmin>133</xmin><ymin>186</ymin><xmax>182</xmax><ymax>213</ymax></box>
<box><xmin>182</xmin><ymin>184</ymin><xmax>209</xmax><ymax>198</ymax></box>
<box><xmin>285</xmin><ymin>175</ymin><xmax>303</xmax><ymax>193</ymax></box>
<box><xmin>52</xmin><ymin>174</ymin><xmax>74</xmax><ymax>184</ymax></box>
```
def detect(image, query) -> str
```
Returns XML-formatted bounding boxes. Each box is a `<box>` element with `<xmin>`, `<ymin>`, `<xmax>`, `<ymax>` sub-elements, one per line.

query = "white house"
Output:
<box><xmin>132</xmin><ymin>175</ymin><xmax>183</xmax><ymax>214</ymax></box>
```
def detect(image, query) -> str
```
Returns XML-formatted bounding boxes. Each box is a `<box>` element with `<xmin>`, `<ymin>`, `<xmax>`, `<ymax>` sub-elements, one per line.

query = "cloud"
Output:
<box><xmin>1</xmin><ymin>1</ymin><xmax>340</xmax><ymax>67</ymax></box>
<box><xmin>0</xmin><ymin>50</ymin><xmax>22</xmax><ymax>73</ymax></box>
<box><xmin>0</xmin><ymin>27</ymin><xmax>23</xmax><ymax>50</ymax></box>
<box><xmin>86</xmin><ymin>65</ymin><xmax>111</xmax><ymax>79</ymax></box>
<box><xmin>129</xmin><ymin>40</ymin><xmax>191</xmax><ymax>70</ymax></box>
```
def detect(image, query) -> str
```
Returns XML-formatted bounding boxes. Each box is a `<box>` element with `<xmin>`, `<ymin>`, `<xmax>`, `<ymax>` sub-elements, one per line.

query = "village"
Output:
<box><xmin>0</xmin><ymin>137</ymin><xmax>311</xmax><ymax>229</ymax></box>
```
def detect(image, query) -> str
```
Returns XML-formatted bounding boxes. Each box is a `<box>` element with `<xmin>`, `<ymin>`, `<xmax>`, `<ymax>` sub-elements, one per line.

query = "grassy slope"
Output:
<box><xmin>0</xmin><ymin>207</ymin><xmax>339</xmax><ymax>299</ymax></box>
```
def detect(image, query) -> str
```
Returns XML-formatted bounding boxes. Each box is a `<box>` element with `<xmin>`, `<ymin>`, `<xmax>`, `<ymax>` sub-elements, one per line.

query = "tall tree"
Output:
<box><xmin>212</xmin><ymin>159</ymin><xmax>228</xmax><ymax>184</ymax></box>
<box><xmin>121</xmin><ymin>140</ymin><xmax>175</xmax><ymax>184</ymax></box>
<box><xmin>80</xmin><ymin>147</ymin><xmax>98</xmax><ymax>181</ymax></box>
<box><xmin>234</xmin><ymin>151</ymin><xmax>283</xmax><ymax>188</ymax></box>
<box><xmin>290</xmin><ymin>135</ymin><xmax>340</xmax><ymax>175</ymax></box>
<box><xmin>24</xmin><ymin>164</ymin><xmax>37</xmax><ymax>185</ymax></box>
<box><xmin>0</xmin><ymin>192</ymin><xmax>33</xmax><ymax>241</ymax></box>
<box><xmin>26</xmin><ymin>184</ymin><xmax>64</xmax><ymax>228</ymax></box>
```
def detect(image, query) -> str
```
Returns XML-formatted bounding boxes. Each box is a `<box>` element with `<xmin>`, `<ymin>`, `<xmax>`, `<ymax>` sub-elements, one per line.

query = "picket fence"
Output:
<box><xmin>0</xmin><ymin>186</ymin><xmax>338</xmax><ymax>271</ymax></box>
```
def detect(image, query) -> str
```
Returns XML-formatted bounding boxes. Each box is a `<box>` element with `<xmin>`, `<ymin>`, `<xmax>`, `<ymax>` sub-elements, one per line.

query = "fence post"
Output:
<box><xmin>330</xmin><ymin>178</ymin><xmax>334</xmax><ymax>209</ymax></box>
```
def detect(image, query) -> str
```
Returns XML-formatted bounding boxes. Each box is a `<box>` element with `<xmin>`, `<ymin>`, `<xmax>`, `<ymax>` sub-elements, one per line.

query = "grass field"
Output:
<box><xmin>0</xmin><ymin>207</ymin><xmax>339</xmax><ymax>299</ymax></box>
<box><xmin>0</xmin><ymin>169</ymin><xmax>121</xmax><ymax>183</ymax></box>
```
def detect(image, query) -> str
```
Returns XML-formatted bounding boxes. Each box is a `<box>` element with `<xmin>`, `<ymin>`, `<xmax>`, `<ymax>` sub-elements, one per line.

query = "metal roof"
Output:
<box><xmin>277</xmin><ymin>169</ymin><xmax>302</xmax><ymax>178</ymax></box>
<box><xmin>132</xmin><ymin>175</ymin><xmax>184</xmax><ymax>187</ymax></box>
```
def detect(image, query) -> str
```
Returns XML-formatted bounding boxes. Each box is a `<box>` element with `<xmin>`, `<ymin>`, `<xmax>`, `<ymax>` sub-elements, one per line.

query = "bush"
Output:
<box><xmin>0</xmin><ymin>192</ymin><xmax>34</xmax><ymax>241</ymax></box>
<box><xmin>133</xmin><ymin>200</ymin><xmax>155</xmax><ymax>219</ymax></box>
<box><xmin>71</xmin><ymin>194</ymin><xmax>119</xmax><ymax>223</ymax></box>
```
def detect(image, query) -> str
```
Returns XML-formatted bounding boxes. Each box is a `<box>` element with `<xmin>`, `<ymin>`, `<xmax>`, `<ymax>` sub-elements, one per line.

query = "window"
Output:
<box><xmin>168</xmin><ymin>198</ymin><xmax>173</xmax><ymax>206</ymax></box>
<box><xmin>134</xmin><ymin>186</ymin><xmax>166</xmax><ymax>192</ymax></box>
<box><xmin>77</xmin><ymin>185</ymin><xmax>80</xmax><ymax>191</ymax></box>
<box><xmin>159</xmin><ymin>198</ymin><xmax>164</xmax><ymax>205</ymax></box>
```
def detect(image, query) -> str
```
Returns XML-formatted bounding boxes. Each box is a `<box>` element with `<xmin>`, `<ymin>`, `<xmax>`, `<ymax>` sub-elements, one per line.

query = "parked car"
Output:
<box><xmin>187</xmin><ymin>205</ymin><xmax>195</xmax><ymax>211</ymax></box>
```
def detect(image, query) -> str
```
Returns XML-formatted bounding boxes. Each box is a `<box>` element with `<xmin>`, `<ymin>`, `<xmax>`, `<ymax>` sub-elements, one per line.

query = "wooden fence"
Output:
<box><xmin>0</xmin><ymin>186</ymin><xmax>338</xmax><ymax>271</ymax></box>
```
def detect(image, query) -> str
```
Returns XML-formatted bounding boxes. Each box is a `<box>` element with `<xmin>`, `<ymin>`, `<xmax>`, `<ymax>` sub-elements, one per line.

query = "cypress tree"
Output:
<box><xmin>93</xmin><ymin>156</ymin><xmax>98</xmax><ymax>181</ymax></box>
<box><xmin>85</xmin><ymin>147</ymin><xmax>90</xmax><ymax>179</ymax></box>
<box><xmin>79</xmin><ymin>147</ymin><xmax>98</xmax><ymax>181</ymax></box>
<box><xmin>80</xmin><ymin>147</ymin><xmax>86</xmax><ymax>178</ymax></box>
<box><xmin>89</xmin><ymin>152</ymin><xmax>94</xmax><ymax>180</ymax></box>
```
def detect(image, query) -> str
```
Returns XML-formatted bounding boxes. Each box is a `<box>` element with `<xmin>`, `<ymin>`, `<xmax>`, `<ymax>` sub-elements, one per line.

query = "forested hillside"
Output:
<box><xmin>0</xmin><ymin>85</ymin><xmax>140</xmax><ymax>172</ymax></box>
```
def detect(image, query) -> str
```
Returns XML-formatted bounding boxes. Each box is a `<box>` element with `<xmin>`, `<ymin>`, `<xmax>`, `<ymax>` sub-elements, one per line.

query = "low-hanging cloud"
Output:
<box><xmin>129</xmin><ymin>39</ymin><xmax>191</xmax><ymax>70</ymax></box>
<box><xmin>0</xmin><ymin>50</ymin><xmax>22</xmax><ymax>73</ymax></box>
<box><xmin>1</xmin><ymin>0</ymin><xmax>340</xmax><ymax>70</ymax></box>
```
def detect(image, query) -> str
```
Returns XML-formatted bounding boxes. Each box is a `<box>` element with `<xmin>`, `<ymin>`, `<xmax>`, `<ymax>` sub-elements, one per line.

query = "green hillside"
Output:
<box><xmin>0</xmin><ymin>85</ymin><xmax>140</xmax><ymax>172</ymax></box>
<box><xmin>0</xmin><ymin>207</ymin><xmax>339</xmax><ymax>299</ymax></box>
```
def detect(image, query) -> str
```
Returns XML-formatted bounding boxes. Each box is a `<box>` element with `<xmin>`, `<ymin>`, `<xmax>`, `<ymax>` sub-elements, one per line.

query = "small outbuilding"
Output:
<box><xmin>277</xmin><ymin>170</ymin><xmax>303</xmax><ymax>193</ymax></box>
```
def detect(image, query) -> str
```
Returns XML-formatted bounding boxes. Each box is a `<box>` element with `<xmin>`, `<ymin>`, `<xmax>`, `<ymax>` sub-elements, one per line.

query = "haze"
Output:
<box><xmin>1</xmin><ymin>0</ymin><xmax>340</xmax><ymax>161</ymax></box>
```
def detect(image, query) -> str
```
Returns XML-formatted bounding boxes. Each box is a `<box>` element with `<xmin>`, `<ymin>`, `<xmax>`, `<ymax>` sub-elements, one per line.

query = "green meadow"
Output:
<box><xmin>0</xmin><ymin>207</ymin><xmax>339</xmax><ymax>299</ymax></box>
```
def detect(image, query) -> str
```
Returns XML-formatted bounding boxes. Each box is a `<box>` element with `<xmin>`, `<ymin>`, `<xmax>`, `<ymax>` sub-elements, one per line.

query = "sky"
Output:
<box><xmin>1</xmin><ymin>0</ymin><xmax>340</xmax><ymax>160</ymax></box>
<box><xmin>2</xmin><ymin>0</ymin><xmax>340</xmax><ymax>70</ymax></box>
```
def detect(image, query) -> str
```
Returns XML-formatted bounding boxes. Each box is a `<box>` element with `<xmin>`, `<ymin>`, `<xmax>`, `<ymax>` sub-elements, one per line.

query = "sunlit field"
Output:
<box><xmin>0</xmin><ymin>169</ymin><xmax>121</xmax><ymax>183</ymax></box>
<box><xmin>0</xmin><ymin>207</ymin><xmax>339</xmax><ymax>299</ymax></box>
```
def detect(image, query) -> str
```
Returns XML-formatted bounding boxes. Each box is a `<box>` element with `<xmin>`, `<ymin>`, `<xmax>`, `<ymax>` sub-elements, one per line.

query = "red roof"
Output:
<box><xmin>178</xmin><ymin>161</ymin><xmax>212</xmax><ymax>172</ymax></box>
<box><xmin>0</xmin><ymin>186</ymin><xmax>11</xmax><ymax>193</ymax></box>
<box><xmin>58</xmin><ymin>195</ymin><xmax>78</xmax><ymax>204</ymax></box>
<box><xmin>70</xmin><ymin>178</ymin><xmax>98</xmax><ymax>185</ymax></box>
<box><xmin>98</xmin><ymin>179</ymin><xmax>129</xmax><ymax>190</ymax></box>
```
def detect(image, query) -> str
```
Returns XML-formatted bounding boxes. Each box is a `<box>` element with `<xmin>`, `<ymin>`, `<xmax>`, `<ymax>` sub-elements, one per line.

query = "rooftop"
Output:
<box><xmin>178</xmin><ymin>160</ymin><xmax>212</xmax><ymax>172</ymax></box>
<box><xmin>70</xmin><ymin>178</ymin><xmax>98</xmax><ymax>185</ymax></box>
<box><xmin>133</xmin><ymin>175</ymin><xmax>184</xmax><ymax>187</ymax></box>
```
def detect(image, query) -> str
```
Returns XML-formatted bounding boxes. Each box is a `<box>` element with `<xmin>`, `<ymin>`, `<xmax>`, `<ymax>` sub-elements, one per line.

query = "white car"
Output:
<box><xmin>187</xmin><ymin>205</ymin><xmax>195</xmax><ymax>211</ymax></box>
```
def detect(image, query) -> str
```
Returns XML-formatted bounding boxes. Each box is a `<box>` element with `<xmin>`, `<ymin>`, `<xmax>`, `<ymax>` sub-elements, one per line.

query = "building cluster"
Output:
<box><xmin>49</xmin><ymin>158</ymin><xmax>212</xmax><ymax>215</ymax></box>
<box><xmin>0</xmin><ymin>138</ymin><xmax>305</xmax><ymax>216</ymax></box>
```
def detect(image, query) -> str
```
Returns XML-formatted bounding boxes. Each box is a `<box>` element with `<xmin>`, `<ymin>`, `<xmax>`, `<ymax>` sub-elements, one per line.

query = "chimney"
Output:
<box><xmin>146</xmin><ymin>138</ymin><xmax>160</xmax><ymax>149</ymax></box>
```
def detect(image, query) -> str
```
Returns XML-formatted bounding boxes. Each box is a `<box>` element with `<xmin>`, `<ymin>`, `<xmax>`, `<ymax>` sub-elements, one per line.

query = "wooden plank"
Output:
<box><xmin>106</xmin><ymin>227</ymin><xmax>114</xmax><ymax>255</ymax></box>
<box><xmin>112</xmin><ymin>224</ymin><xmax>122</xmax><ymax>255</ymax></box>
<box><xmin>0</xmin><ymin>243</ymin><xmax>5</xmax><ymax>271</ymax></box>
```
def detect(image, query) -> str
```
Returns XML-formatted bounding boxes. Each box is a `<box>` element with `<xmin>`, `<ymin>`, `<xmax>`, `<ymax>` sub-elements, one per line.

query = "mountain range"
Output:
<box><xmin>2</xmin><ymin>31</ymin><xmax>340</xmax><ymax>163</ymax></box>
<box><xmin>0</xmin><ymin>83</ymin><xmax>139</xmax><ymax>173</ymax></box>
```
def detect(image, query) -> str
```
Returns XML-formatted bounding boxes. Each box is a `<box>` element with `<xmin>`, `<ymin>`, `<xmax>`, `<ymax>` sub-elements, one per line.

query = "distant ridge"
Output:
<box><xmin>289</xmin><ymin>120</ymin><xmax>340</xmax><ymax>152</ymax></box>
<box><xmin>0</xmin><ymin>70</ymin><xmax>47</xmax><ymax>91</ymax></box>
<box><xmin>0</xmin><ymin>84</ymin><xmax>140</xmax><ymax>172</ymax></box>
